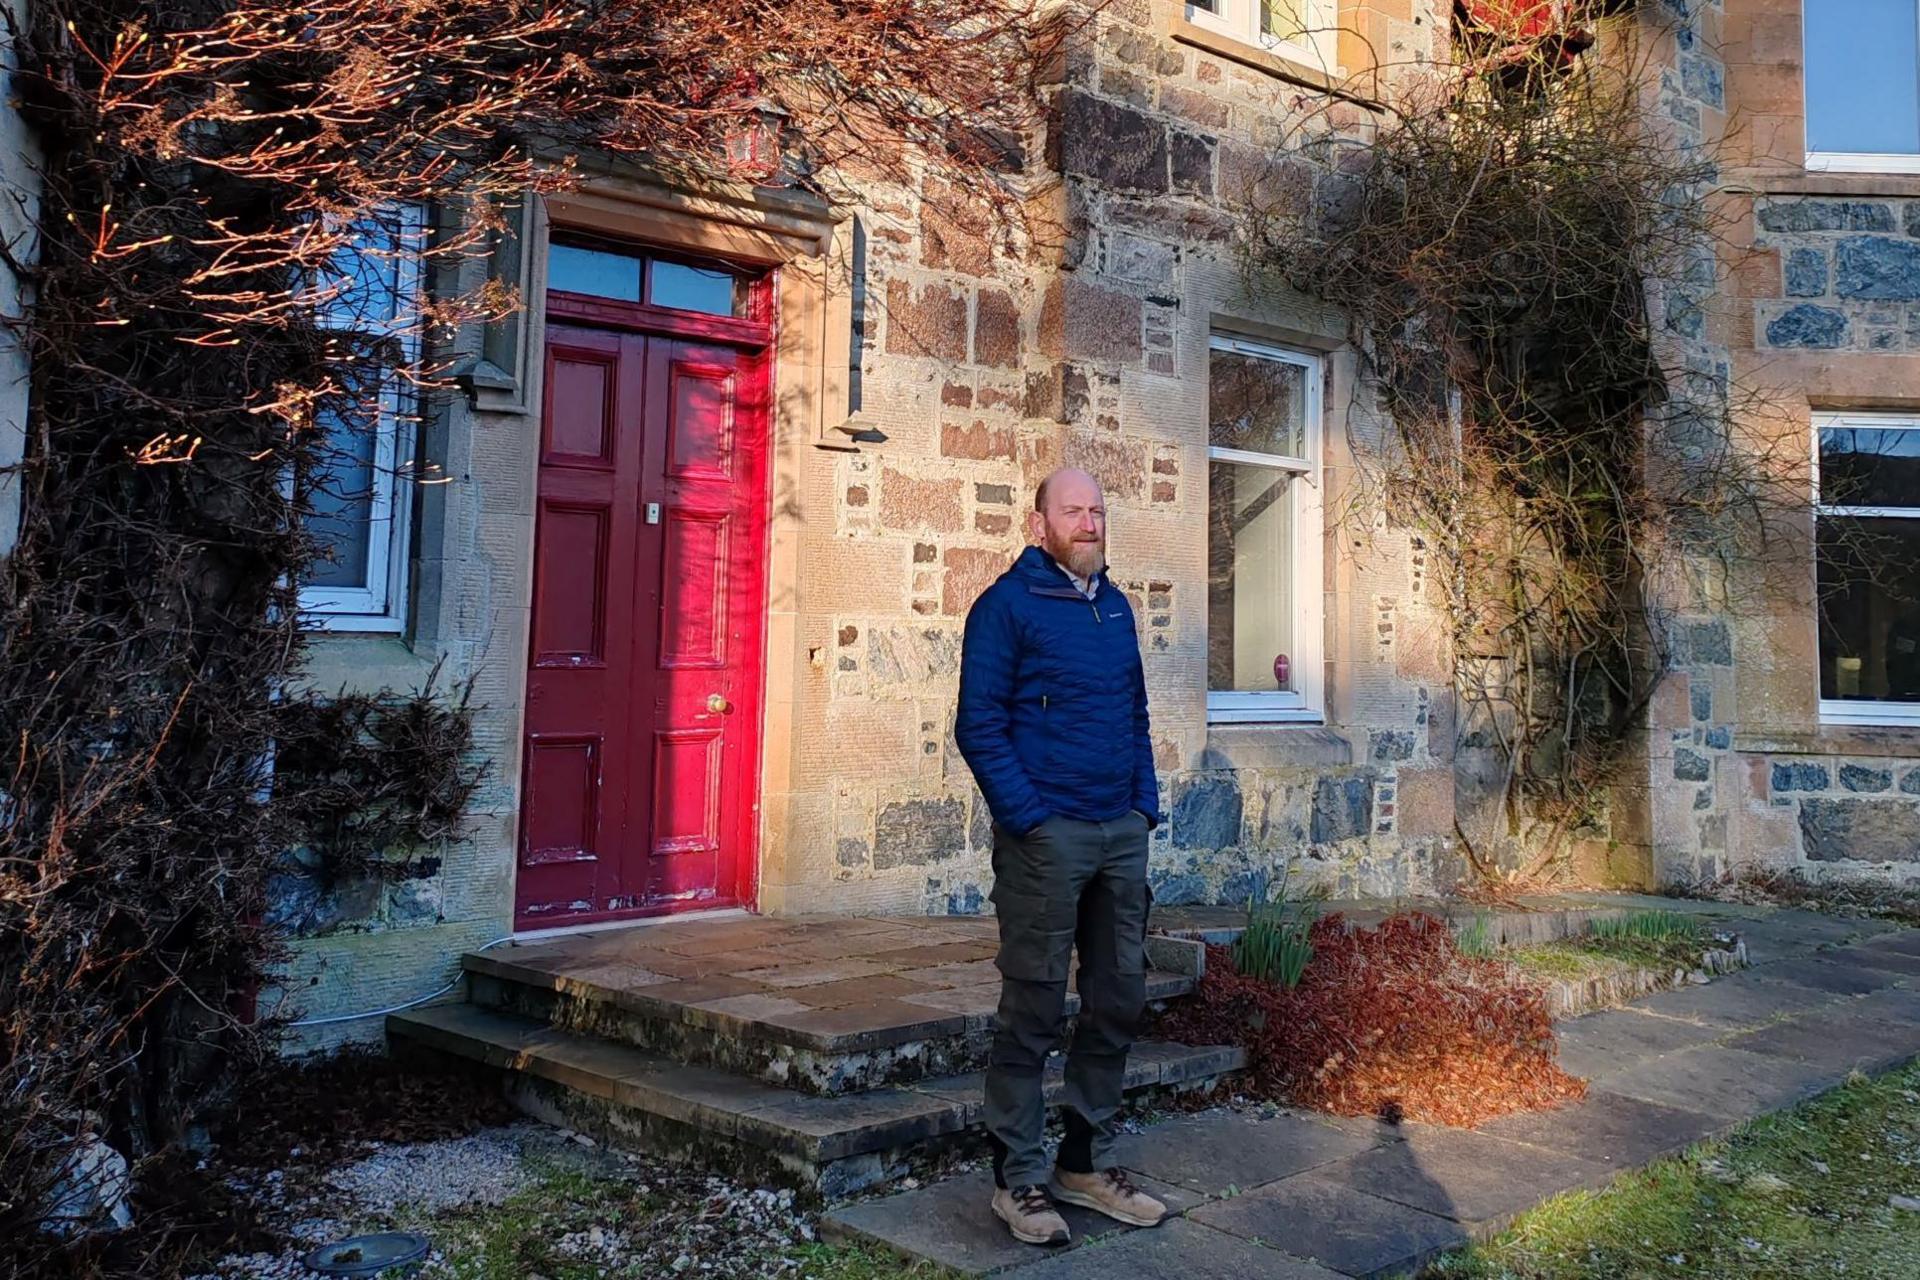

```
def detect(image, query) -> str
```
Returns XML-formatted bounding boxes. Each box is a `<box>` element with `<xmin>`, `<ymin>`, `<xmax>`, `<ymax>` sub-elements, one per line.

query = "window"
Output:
<box><xmin>1185</xmin><ymin>0</ymin><xmax>1338</xmax><ymax>70</ymax></box>
<box><xmin>1206</xmin><ymin>336</ymin><xmax>1325</xmax><ymax>722</ymax></box>
<box><xmin>1804</xmin><ymin>1</ymin><xmax>1920</xmax><ymax>173</ymax></box>
<box><xmin>547</xmin><ymin>239</ymin><xmax>749</xmax><ymax>318</ymax></box>
<box><xmin>299</xmin><ymin>206</ymin><xmax>425</xmax><ymax>631</ymax></box>
<box><xmin>1815</xmin><ymin>413</ymin><xmax>1920</xmax><ymax>725</ymax></box>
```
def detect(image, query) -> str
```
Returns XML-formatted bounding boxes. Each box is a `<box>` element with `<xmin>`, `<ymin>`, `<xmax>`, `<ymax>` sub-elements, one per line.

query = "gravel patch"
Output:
<box><xmin>184</xmin><ymin>1121</ymin><xmax>829</xmax><ymax>1280</ymax></box>
<box><xmin>323</xmin><ymin>1126</ymin><xmax>539</xmax><ymax>1216</ymax></box>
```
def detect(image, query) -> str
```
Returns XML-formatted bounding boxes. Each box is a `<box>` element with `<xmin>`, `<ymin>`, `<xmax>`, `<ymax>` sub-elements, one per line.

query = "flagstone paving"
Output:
<box><xmin>820</xmin><ymin>902</ymin><xmax>1920</xmax><ymax>1278</ymax></box>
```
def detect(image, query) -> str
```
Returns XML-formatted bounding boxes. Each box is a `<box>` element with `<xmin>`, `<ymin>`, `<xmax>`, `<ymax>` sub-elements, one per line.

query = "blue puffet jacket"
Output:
<box><xmin>954</xmin><ymin>545</ymin><xmax>1161</xmax><ymax>838</ymax></box>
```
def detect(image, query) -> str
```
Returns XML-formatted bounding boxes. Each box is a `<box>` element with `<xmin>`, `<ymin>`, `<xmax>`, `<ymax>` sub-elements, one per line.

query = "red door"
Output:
<box><xmin>516</xmin><ymin>294</ymin><xmax>770</xmax><ymax>929</ymax></box>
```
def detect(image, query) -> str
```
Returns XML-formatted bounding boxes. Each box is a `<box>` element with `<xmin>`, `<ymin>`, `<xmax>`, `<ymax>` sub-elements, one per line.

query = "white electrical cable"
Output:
<box><xmin>285</xmin><ymin>935</ymin><xmax>516</xmax><ymax>1027</ymax></box>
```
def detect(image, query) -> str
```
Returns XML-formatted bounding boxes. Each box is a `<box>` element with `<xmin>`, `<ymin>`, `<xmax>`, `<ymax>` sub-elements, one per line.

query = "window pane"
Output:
<box><xmin>315</xmin><ymin>208</ymin><xmax>417</xmax><ymax>333</ymax></box>
<box><xmin>548</xmin><ymin>243</ymin><xmax>642</xmax><ymax>301</ymax></box>
<box><xmin>1820</xmin><ymin>425</ymin><xmax>1920</xmax><ymax>508</ymax></box>
<box><xmin>1210</xmin><ymin>349</ymin><xmax>1307</xmax><ymax>457</ymax></box>
<box><xmin>649</xmin><ymin>260</ymin><xmax>742</xmax><ymax>316</ymax></box>
<box><xmin>1208</xmin><ymin>460</ymin><xmax>1296</xmax><ymax>693</ymax></box>
<box><xmin>1261</xmin><ymin>0</ymin><xmax>1307</xmax><ymax>42</ymax></box>
<box><xmin>1819</xmin><ymin>515</ymin><xmax>1920</xmax><ymax>702</ymax></box>
<box><xmin>308</xmin><ymin>402</ymin><xmax>379</xmax><ymax>590</ymax></box>
<box><xmin>1805</xmin><ymin>0</ymin><xmax>1920</xmax><ymax>156</ymax></box>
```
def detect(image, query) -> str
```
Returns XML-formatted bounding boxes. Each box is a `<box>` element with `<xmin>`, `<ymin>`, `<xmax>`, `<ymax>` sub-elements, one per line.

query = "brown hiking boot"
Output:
<box><xmin>991</xmin><ymin>1183</ymin><xmax>1071</xmax><ymax>1246</ymax></box>
<box><xmin>1050</xmin><ymin>1166</ymin><xmax>1167</xmax><ymax>1227</ymax></box>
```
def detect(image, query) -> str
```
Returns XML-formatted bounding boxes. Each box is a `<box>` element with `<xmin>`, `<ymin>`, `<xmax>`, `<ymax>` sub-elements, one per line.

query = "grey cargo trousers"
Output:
<box><xmin>985</xmin><ymin>810</ymin><xmax>1152</xmax><ymax>1190</ymax></box>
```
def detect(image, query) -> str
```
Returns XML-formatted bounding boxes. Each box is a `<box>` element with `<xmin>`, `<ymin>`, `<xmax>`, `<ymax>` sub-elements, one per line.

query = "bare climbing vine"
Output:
<box><xmin>1245</xmin><ymin>15</ymin><xmax>1804</xmax><ymax>885</ymax></box>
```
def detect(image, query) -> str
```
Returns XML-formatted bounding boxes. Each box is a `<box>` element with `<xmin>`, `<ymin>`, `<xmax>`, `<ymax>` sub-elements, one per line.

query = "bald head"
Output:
<box><xmin>1034</xmin><ymin>467</ymin><xmax>1096</xmax><ymax>514</ymax></box>
<box><xmin>1029</xmin><ymin>468</ymin><xmax>1107</xmax><ymax>578</ymax></box>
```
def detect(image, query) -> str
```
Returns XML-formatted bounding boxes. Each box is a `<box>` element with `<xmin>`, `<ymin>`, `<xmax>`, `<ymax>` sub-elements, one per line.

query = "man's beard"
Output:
<box><xmin>1051</xmin><ymin>534</ymin><xmax>1104</xmax><ymax>579</ymax></box>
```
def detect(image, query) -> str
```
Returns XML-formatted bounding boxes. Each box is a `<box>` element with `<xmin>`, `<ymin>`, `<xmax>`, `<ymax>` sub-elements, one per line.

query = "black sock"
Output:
<box><xmin>1056</xmin><ymin>1111</ymin><xmax>1096</xmax><ymax>1175</ymax></box>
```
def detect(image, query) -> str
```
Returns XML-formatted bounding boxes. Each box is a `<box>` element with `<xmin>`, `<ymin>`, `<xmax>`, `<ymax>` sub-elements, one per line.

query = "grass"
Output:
<box><xmin>1587</xmin><ymin>910</ymin><xmax>1700</xmax><ymax>945</ymax></box>
<box><xmin>1428</xmin><ymin>1061</ymin><xmax>1920</xmax><ymax>1280</ymax></box>
<box><xmin>1505</xmin><ymin>911</ymin><xmax>1716</xmax><ymax>987</ymax></box>
<box><xmin>1507</xmin><ymin>933</ymin><xmax>1705</xmax><ymax>982</ymax></box>
<box><xmin>1456</xmin><ymin>914</ymin><xmax>1498</xmax><ymax>959</ymax></box>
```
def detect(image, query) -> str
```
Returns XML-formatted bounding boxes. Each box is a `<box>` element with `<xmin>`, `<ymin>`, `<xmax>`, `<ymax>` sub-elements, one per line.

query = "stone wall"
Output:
<box><xmin>1676</xmin><ymin>0</ymin><xmax>1920</xmax><ymax>889</ymax></box>
<box><xmin>1755</xmin><ymin>196</ymin><xmax>1920</xmax><ymax>355</ymax></box>
<box><xmin>758</xmin><ymin>0</ymin><xmax>1463</xmax><ymax>914</ymax></box>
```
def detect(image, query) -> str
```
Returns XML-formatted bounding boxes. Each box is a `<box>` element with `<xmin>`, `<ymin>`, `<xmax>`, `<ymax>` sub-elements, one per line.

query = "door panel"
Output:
<box><xmin>517</xmin><ymin>316</ymin><xmax>768</xmax><ymax>929</ymax></box>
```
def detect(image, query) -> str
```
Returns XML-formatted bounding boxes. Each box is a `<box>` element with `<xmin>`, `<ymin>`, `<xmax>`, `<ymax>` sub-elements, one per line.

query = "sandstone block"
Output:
<box><xmin>881</xmin><ymin>467</ymin><xmax>964</xmax><ymax>533</ymax></box>
<box><xmin>1062</xmin><ymin>430</ymin><xmax>1147</xmax><ymax>501</ymax></box>
<box><xmin>1056</xmin><ymin>90</ymin><xmax>1168</xmax><ymax>194</ymax></box>
<box><xmin>972</xmin><ymin>288</ymin><xmax>1021</xmax><ymax>368</ymax></box>
<box><xmin>1395</xmin><ymin>767</ymin><xmax>1452</xmax><ymax>839</ymax></box>
<box><xmin>885</xmin><ymin>279</ymin><xmax>969</xmax><ymax>360</ymax></box>
<box><xmin>1038</xmin><ymin>276</ymin><xmax>1144</xmax><ymax>364</ymax></box>
<box><xmin>940</xmin><ymin>420</ymin><xmax>1015</xmax><ymax>462</ymax></box>
<box><xmin>942</xmin><ymin>547</ymin><xmax>1007</xmax><ymax>616</ymax></box>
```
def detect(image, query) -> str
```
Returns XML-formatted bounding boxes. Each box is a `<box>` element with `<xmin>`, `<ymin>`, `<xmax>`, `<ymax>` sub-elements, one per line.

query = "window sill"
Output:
<box><xmin>1734</xmin><ymin>724</ymin><xmax>1920</xmax><ymax>759</ymax></box>
<box><xmin>293</xmin><ymin>633</ymin><xmax>442</xmax><ymax>697</ymax></box>
<box><xmin>1741</xmin><ymin>167</ymin><xmax>1920</xmax><ymax>200</ymax></box>
<box><xmin>1805</xmin><ymin>152</ymin><xmax>1920</xmax><ymax>176</ymax></box>
<box><xmin>1170</xmin><ymin>19</ymin><xmax>1380</xmax><ymax>111</ymax></box>
<box><xmin>1201</xmin><ymin>723</ymin><xmax>1350</xmax><ymax>769</ymax></box>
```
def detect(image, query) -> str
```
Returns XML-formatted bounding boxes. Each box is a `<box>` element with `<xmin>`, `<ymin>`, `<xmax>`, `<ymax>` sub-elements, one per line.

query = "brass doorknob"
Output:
<box><xmin>707</xmin><ymin>693</ymin><xmax>733</xmax><ymax>714</ymax></box>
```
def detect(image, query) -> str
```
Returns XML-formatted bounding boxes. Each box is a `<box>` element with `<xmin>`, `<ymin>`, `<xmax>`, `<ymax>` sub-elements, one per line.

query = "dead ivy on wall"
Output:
<box><xmin>1244</xmin><ymin>18</ymin><xmax>1801</xmax><ymax>885</ymax></box>
<box><xmin>271</xmin><ymin>667</ymin><xmax>485</xmax><ymax>890</ymax></box>
<box><xmin>0</xmin><ymin>0</ymin><xmax>1084</xmax><ymax>1272</ymax></box>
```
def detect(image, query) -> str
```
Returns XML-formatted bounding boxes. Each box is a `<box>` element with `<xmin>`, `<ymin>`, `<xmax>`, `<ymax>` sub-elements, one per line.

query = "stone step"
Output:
<box><xmin>388</xmin><ymin>1002</ymin><xmax>1244</xmax><ymax>1198</ymax></box>
<box><xmin>465</xmin><ymin>947</ymin><xmax>1200</xmax><ymax>1097</ymax></box>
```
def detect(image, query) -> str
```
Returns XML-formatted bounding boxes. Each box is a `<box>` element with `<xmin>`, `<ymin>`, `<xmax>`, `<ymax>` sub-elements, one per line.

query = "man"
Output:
<box><xmin>955</xmin><ymin>467</ymin><xmax>1166</xmax><ymax>1247</ymax></box>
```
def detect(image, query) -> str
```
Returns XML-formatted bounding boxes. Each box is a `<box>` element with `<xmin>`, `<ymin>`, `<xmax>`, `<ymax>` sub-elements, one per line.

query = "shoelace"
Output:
<box><xmin>1101</xmin><ymin>1168</ymin><xmax>1142</xmax><ymax>1198</ymax></box>
<box><xmin>1012</xmin><ymin>1184</ymin><xmax>1055</xmax><ymax>1217</ymax></box>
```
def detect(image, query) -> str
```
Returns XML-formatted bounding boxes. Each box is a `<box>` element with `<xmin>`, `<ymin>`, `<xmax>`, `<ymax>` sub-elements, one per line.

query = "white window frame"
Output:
<box><xmin>1205</xmin><ymin>334</ymin><xmax>1326</xmax><ymax>724</ymax></box>
<box><xmin>298</xmin><ymin>207</ymin><xmax>426</xmax><ymax>633</ymax></box>
<box><xmin>1812</xmin><ymin>410</ymin><xmax>1920</xmax><ymax>727</ymax></box>
<box><xmin>1803</xmin><ymin>1</ymin><xmax>1920</xmax><ymax>174</ymax></box>
<box><xmin>1184</xmin><ymin>0</ymin><xmax>1339</xmax><ymax>73</ymax></box>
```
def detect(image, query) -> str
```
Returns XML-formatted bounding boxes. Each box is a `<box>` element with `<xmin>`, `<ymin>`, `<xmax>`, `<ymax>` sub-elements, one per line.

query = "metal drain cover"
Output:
<box><xmin>301</xmin><ymin>1231</ymin><xmax>430</xmax><ymax>1276</ymax></box>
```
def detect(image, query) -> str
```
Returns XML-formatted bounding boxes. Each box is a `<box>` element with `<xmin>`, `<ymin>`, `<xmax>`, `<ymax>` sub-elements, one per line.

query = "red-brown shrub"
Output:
<box><xmin>1159</xmin><ymin>911</ymin><xmax>1586</xmax><ymax>1127</ymax></box>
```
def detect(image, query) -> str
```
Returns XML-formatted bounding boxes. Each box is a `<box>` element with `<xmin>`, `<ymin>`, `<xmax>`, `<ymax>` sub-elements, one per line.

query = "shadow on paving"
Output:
<box><xmin>821</xmin><ymin>910</ymin><xmax>1920</xmax><ymax>1279</ymax></box>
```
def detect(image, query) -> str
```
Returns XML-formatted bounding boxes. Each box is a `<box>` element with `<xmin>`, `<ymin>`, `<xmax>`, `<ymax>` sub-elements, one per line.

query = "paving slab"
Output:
<box><xmin>1855</xmin><ymin>927</ymin><xmax>1920</xmax><ymax>959</ymax></box>
<box><xmin>1599</xmin><ymin>1043</ymin><xmax>1841</xmax><ymax>1120</ymax></box>
<box><xmin>1821</xmin><ymin>945</ymin><xmax>1920</xmax><ymax>978</ymax></box>
<box><xmin>1747</xmin><ymin>958</ymin><xmax>1903</xmax><ymax>998</ymax></box>
<box><xmin>821</xmin><ymin>1168</ymin><xmax>1199</xmax><ymax>1276</ymax></box>
<box><xmin>1550</xmin><ymin>1007</ymin><xmax>1726</xmax><ymax>1081</ymax></box>
<box><xmin>1302</xmin><ymin>1125</ymin><xmax>1614</xmax><ymax>1230</ymax></box>
<box><xmin>1473</xmin><ymin>1089</ymin><xmax>1723</xmax><ymax>1169</ymax></box>
<box><xmin>1728</xmin><ymin>914</ymin><xmax>1886</xmax><ymax>962</ymax></box>
<box><xmin>1630</xmin><ymin>973</ymin><xmax>1840</xmax><ymax>1029</ymax></box>
<box><xmin>1008</xmin><ymin>1217</ymin><xmax>1345</xmax><ymax>1280</ymax></box>
<box><xmin>1108</xmin><ymin>1109</ymin><xmax>1384</xmax><ymax>1196</ymax></box>
<box><xmin>758</xmin><ymin>999</ymin><xmax>967</xmax><ymax>1050</ymax></box>
<box><xmin>1722</xmin><ymin>1010</ymin><xmax>1920</xmax><ymax>1075</ymax></box>
<box><xmin>1846</xmin><ymin>986</ymin><xmax>1920</xmax><ymax>1027</ymax></box>
<box><xmin>1188</xmin><ymin>1172</ymin><xmax>1470</xmax><ymax>1280</ymax></box>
